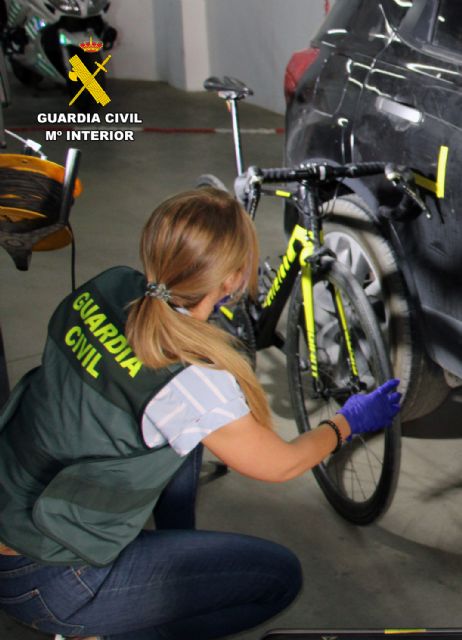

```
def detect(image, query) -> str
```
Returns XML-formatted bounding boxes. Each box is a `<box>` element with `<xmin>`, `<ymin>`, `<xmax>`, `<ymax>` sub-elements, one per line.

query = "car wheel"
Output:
<box><xmin>323</xmin><ymin>193</ymin><xmax>448</xmax><ymax>421</ymax></box>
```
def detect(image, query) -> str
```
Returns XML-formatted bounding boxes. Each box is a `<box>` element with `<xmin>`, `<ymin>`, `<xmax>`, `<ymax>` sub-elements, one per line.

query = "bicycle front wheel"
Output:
<box><xmin>286</xmin><ymin>260</ymin><xmax>401</xmax><ymax>524</ymax></box>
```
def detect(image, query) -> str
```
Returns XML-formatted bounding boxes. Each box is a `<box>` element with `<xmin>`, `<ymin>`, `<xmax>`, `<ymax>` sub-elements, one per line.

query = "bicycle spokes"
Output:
<box><xmin>287</xmin><ymin>263</ymin><xmax>396</xmax><ymax>522</ymax></box>
<box><xmin>300</xmin><ymin>269</ymin><xmax>367</xmax><ymax>397</ymax></box>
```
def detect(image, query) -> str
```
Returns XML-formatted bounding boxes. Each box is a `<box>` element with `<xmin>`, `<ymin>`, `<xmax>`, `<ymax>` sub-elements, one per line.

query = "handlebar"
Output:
<box><xmin>235</xmin><ymin>161</ymin><xmax>431</xmax><ymax>220</ymax></box>
<box><xmin>251</xmin><ymin>161</ymin><xmax>387</xmax><ymax>184</ymax></box>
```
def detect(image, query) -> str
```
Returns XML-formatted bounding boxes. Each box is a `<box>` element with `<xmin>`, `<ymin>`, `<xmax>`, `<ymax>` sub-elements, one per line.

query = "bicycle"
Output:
<box><xmin>197</xmin><ymin>76</ymin><xmax>427</xmax><ymax>524</ymax></box>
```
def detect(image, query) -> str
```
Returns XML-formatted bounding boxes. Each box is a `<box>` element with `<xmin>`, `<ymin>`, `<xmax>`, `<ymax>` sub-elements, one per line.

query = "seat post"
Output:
<box><xmin>204</xmin><ymin>76</ymin><xmax>253</xmax><ymax>176</ymax></box>
<box><xmin>227</xmin><ymin>96</ymin><xmax>244</xmax><ymax>176</ymax></box>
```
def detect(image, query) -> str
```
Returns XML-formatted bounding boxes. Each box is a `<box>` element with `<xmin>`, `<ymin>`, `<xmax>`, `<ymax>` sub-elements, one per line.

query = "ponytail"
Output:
<box><xmin>125</xmin><ymin>187</ymin><xmax>272</xmax><ymax>428</ymax></box>
<box><xmin>127</xmin><ymin>296</ymin><xmax>271</xmax><ymax>427</ymax></box>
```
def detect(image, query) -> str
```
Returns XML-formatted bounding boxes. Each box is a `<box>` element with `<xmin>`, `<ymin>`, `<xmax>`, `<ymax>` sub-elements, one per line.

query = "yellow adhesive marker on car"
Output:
<box><xmin>414</xmin><ymin>144</ymin><xmax>448</xmax><ymax>199</ymax></box>
<box><xmin>436</xmin><ymin>144</ymin><xmax>449</xmax><ymax>198</ymax></box>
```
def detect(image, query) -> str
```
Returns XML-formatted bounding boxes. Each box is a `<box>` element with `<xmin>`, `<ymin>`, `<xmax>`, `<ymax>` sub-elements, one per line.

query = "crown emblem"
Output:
<box><xmin>79</xmin><ymin>35</ymin><xmax>103</xmax><ymax>53</ymax></box>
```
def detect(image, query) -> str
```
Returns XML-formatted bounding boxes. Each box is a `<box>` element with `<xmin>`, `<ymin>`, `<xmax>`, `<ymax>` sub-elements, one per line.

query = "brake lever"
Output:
<box><xmin>234</xmin><ymin>166</ymin><xmax>262</xmax><ymax>218</ymax></box>
<box><xmin>384</xmin><ymin>163</ymin><xmax>432</xmax><ymax>220</ymax></box>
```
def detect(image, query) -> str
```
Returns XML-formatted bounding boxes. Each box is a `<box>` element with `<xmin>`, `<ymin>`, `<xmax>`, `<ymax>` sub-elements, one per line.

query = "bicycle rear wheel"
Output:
<box><xmin>286</xmin><ymin>260</ymin><xmax>401</xmax><ymax>524</ymax></box>
<box><xmin>195</xmin><ymin>173</ymin><xmax>256</xmax><ymax>368</ymax></box>
<box><xmin>196</xmin><ymin>174</ymin><xmax>228</xmax><ymax>192</ymax></box>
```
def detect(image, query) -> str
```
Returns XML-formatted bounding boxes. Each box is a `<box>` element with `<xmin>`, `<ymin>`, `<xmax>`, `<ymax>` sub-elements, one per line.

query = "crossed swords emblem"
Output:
<box><xmin>68</xmin><ymin>53</ymin><xmax>112</xmax><ymax>107</ymax></box>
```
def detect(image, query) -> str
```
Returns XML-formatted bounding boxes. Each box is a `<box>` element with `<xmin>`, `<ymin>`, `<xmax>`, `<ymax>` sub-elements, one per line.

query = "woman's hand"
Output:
<box><xmin>337</xmin><ymin>378</ymin><xmax>401</xmax><ymax>440</ymax></box>
<box><xmin>201</xmin><ymin>380</ymin><xmax>400</xmax><ymax>484</ymax></box>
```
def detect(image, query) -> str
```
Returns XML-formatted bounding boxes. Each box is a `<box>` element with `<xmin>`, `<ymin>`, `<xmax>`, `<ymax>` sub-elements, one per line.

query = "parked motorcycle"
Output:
<box><xmin>3</xmin><ymin>0</ymin><xmax>117</xmax><ymax>110</ymax></box>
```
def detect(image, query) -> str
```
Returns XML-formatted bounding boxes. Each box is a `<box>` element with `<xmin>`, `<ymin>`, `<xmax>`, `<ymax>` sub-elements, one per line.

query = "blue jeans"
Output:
<box><xmin>0</xmin><ymin>446</ymin><xmax>302</xmax><ymax>639</ymax></box>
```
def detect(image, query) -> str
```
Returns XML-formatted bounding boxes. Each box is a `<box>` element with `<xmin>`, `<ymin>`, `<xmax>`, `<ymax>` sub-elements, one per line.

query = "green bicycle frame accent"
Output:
<box><xmin>263</xmin><ymin>224</ymin><xmax>308</xmax><ymax>309</ymax></box>
<box><xmin>297</xmin><ymin>226</ymin><xmax>360</xmax><ymax>385</ymax></box>
<box><xmin>300</xmin><ymin>259</ymin><xmax>319</xmax><ymax>380</ymax></box>
<box><xmin>218</xmin><ymin>204</ymin><xmax>361</xmax><ymax>388</ymax></box>
<box><xmin>333</xmin><ymin>287</ymin><xmax>360</xmax><ymax>378</ymax></box>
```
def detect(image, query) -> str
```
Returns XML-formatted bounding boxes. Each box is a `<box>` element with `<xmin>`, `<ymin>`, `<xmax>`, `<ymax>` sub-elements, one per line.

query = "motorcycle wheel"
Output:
<box><xmin>10</xmin><ymin>59</ymin><xmax>42</xmax><ymax>87</ymax></box>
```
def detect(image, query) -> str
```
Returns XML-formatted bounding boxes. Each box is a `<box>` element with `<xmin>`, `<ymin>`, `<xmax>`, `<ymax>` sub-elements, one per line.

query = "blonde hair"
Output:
<box><xmin>126</xmin><ymin>187</ymin><xmax>272</xmax><ymax>428</ymax></box>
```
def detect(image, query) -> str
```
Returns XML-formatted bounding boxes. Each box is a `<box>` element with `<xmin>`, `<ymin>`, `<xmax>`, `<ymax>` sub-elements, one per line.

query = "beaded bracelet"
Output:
<box><xmin>319</xmin><ymin>419</ymin><xmax>343</xmax><ymax>454</ymax></box>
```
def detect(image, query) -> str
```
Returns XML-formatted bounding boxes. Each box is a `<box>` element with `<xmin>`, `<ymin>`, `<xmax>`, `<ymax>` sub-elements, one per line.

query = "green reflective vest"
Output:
<box><xmin>0</xmin><ymin>267</ymin><xmax>186</xmax><ymax>566</ymax></box>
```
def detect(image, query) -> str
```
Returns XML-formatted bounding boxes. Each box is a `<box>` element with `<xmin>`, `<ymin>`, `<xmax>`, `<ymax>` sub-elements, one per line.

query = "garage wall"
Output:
<box><xmin>205</xmin><ymin>0</ymin><xmax>327</xmax><ymax>114</ymax></box>
<box><xmin>108</xmin><ymin>0</ymin><xmax>157</xmax><ymax>81</ymax></box>
<box><xmin>109</xmin><ymin>0</ymin><xmax>329</xmax><ymax>114</ymax></box>
<box><xmin>153</xmin><ymin>0</ymin><xmax>186</xmax><ymax>89</ymax></box>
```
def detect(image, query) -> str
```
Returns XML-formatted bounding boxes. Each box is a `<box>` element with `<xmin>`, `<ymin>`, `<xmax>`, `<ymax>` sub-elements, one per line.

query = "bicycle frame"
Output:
<box><xmin>203</xmin><ymin>74</ymin><xmax>404</xmax><ymax>522</ymax></box>
<box><xmin>206</xmin><ymin>78</ymin><xmax>381</xmax><ymax>396</ymax></box>
<box><xmin>219</xmin><ymin>185</ymin><xmax>362</xmax><ymax>395</ymax></box>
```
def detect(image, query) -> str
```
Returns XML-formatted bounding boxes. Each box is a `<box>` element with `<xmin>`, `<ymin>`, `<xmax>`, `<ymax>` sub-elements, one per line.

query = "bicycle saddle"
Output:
<box><xmin>203</xmin><ymin>76</ymin><xmax>254</xmax><ymax>99</ymax></box>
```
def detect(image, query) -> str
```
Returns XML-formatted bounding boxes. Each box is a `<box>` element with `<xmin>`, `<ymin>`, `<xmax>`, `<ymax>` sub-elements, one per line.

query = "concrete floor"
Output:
<box><xmin>2</xmin><ymin>76</ymin><xmax>462</xmax><ymax>639</ymax></box>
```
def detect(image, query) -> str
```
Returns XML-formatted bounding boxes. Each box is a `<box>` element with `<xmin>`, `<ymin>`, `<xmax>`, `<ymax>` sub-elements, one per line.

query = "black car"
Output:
<box><xmin>284</xmin><ymin>0</ymin><xmax>462</xmax><ymax>421</ymax></box>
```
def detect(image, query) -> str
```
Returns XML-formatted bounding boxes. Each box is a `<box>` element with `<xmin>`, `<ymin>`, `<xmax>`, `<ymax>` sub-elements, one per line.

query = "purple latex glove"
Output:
<box><xmin>337</xmin><ymin>379</ymin><xmax>401</xmax><ymax>440</ymax></box>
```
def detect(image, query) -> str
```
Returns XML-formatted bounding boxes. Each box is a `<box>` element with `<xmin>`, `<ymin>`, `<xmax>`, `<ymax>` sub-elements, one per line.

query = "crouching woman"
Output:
<box><xmin>0</xmin><ymin>187</ymin><xmax>400</xmax><ymax>640</ymax></box>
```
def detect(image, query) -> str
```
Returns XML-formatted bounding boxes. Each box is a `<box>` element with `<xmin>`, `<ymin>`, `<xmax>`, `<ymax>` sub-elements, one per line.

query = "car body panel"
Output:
<box><xmin>285</xmin><ymin>0</ymin><xmax>462</xmax><ymax>378</ymax></box>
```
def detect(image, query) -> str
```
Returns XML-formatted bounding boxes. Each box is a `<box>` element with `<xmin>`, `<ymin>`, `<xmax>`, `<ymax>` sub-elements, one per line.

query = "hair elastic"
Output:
<box><xmin>145</xmin><ymin>282</ymin><xmax>172</xmax><ymax>302</ymax></box>
<box><xmin>318</xmin><ymin>419</ymin><xmax>343</xmax><ymax>453</ymax></box>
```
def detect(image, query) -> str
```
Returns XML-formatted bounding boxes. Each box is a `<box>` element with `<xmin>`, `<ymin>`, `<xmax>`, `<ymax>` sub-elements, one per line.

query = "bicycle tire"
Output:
<box><xmin>196</xmin><ymin>174</ymin><xmax>229</xmax><ymax>192</ymax></box>
<box><xmin>286</xmin><ymin>259</ymin><xmax>401</xmax><ymax>524</ymax></box>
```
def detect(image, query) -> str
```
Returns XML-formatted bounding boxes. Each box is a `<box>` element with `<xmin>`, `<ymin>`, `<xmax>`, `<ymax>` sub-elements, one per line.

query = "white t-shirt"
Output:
<box><xmin>141</xmin><ymin>365</ymin><xmax>250</xmax><ymax>456</ymax></box>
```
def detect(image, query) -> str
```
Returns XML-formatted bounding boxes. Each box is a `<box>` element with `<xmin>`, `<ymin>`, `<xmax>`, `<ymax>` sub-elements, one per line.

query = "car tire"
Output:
<box><xmin>322</xmin><ymin>193</ymin><xmax>448</xmax><ymax>421</ymax></box>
